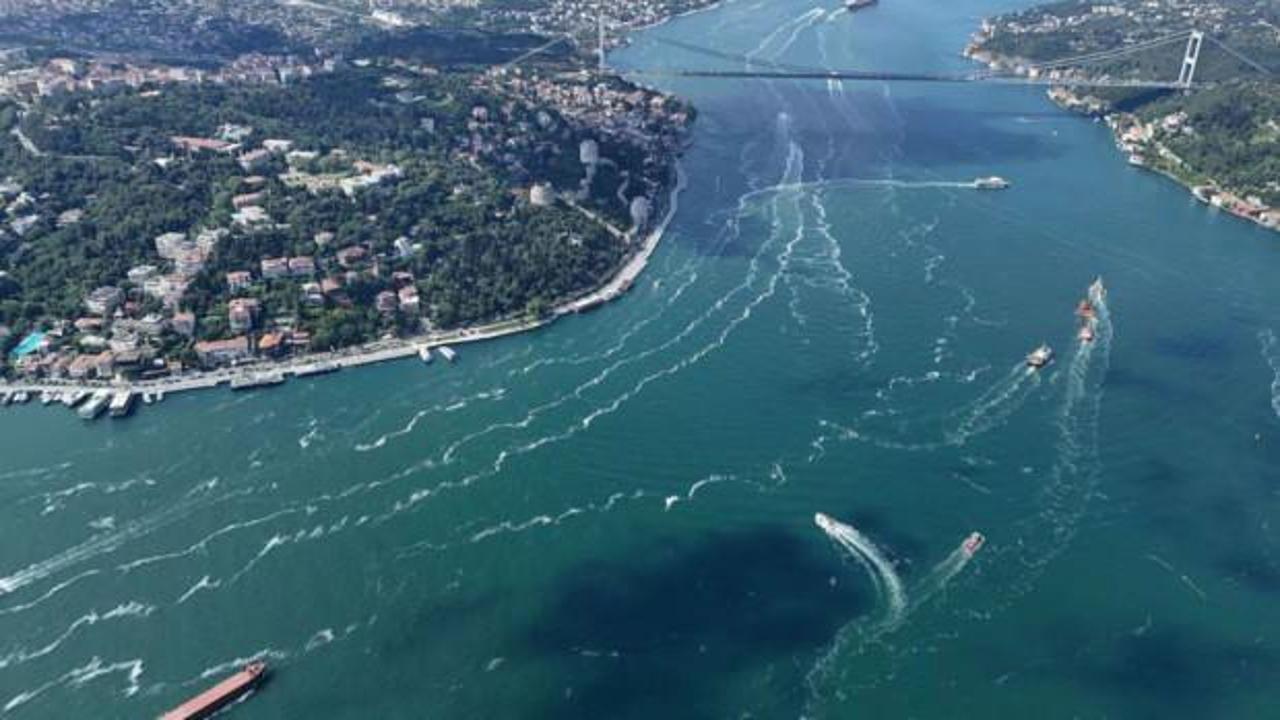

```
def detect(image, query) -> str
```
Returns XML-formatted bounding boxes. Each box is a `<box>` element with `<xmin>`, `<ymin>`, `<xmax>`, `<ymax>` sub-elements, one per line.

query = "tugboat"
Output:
<box><xmin>962</xmin><ymin>531</ymin><xmax>985</xmax><ymax>557</ymax></box>
<box><xmin>1026</xmin><ymin>343</ymin><xmax>1053</xmax><ymax>369</ymax></box>
<box><xmin>1076</xmin><ymin>277</ymin><xmax>1105</xmax><ymax>344</ymax></box>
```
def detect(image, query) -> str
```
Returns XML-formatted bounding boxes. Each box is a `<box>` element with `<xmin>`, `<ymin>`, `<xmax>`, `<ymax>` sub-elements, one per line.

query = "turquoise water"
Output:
<box><xmin>10</xmin><ymin>333</ymin><xmax>44</xmax><ymax>358</ymax></box>
<box><xmin>4</xmin><ymin>1</ymin><xmax>1280</xmax><ymax>717</ymax></box>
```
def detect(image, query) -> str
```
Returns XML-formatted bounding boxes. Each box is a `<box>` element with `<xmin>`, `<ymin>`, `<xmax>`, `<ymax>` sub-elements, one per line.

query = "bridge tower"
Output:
<box><xmin>1178</xmin><ymin>30</ymin><xmax>1204</xmax><ymax>88</ymax></box>
<box><xmin>598</xmin><ymin>8</ymin><xmax>607</xmax><ymax>72</ymax></box>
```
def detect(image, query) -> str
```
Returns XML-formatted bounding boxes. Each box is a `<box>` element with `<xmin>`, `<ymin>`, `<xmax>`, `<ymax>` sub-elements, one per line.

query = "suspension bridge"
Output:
<box><xmin>623</xmin><ymin>28</ymin><xmax>1272</xmax><ymax>90</ymax></box>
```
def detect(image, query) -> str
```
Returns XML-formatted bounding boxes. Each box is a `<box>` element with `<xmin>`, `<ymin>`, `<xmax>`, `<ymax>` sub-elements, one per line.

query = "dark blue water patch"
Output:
<box><xmin>834</xmin><ymin>506</ymin><xmax>929</xmax><ymax>570</ymax></box>
<box><xmin>1215</xmin><ymin>549</ymin><xmax>1280</xmax><ymax>596</ymax></box>
<box><xmin>1104</xmin><ymin>364</ymin><xmax>1207</xmax><ymax>405</ymax></box>
<box><xmin>1150</xmin><ymin>332</ymin><xmax>1235</xmax><ymax>364</ymax></box>
<box><xmin>1072</xmin><ymin>627</ymin><xmax>1278</xmax><ymax>720</ymax></box>
<box><xmin>520</xmin><ymin>528</ymin><xmax>869</xmax><ymax>719</ymax></box>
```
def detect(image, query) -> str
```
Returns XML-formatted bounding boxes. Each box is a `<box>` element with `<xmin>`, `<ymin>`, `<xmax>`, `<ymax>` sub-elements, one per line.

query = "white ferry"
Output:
<box><xmin>78</xmin><ymin>391</ymin><xmax>111</xmax><ymax>420</ymax></box>
<box><xmin>437</xmin><ymin>346</ymin><xmax>457</xmax><ymax>363</ymax></box>
<box><xmin>62</xmin><ymin>390</ymin><xmax>89</xmax><ymax>408</ymax></box>
<box><xmin>109</xmin><ymin>391</ymin><xmax>136</xmax><ymax>418</ymax></box>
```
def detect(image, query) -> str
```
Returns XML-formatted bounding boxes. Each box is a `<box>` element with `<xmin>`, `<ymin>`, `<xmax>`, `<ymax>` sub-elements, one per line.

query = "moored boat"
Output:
<box><xmin>108</xmin><ymin>391</ymin><xmax>136</xmax><ymax>418</ymax></box>
<box><xmin>62</xmin><ymin>390</ymin><xmax>89</xmax><ymax>408</ymax></box>
<box><xmin>160</xmin><ymin>661</ymin><xmax>268</xmax><ymax>720</ymax></box>
<box><xmin>1026</xmin><ymin>343</ymin><xmax>1053</xmax><ymax>369</ymax></box>
<box><xmin>230</xmin><ymin>372</ymin><xmax>286</xmax><ymax>391</ymax></box>
<box><xmin>78</xmin><ymin>391</ymin><xmax>111</xmax><ymax>420</ymax></box>
<box><xmin>437</xmin><ymin>345</ymin><xmax>457</xmax><ymax>362</ymax></box>
<box><xmin>418</xmin><ymin>346</ymin><xmax>433</xmax><ymax>363</ymax></box>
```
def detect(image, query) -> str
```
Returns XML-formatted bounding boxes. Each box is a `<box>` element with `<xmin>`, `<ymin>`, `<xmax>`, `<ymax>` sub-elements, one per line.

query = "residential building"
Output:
<box><xmin>194</xmin><ymin>336</ymin><xmax>251</xmax><ymax>366</ymax></box>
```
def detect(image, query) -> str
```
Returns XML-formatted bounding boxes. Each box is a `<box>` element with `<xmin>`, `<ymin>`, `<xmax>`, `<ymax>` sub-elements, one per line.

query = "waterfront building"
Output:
<box><xmin>194</xmin><ymin>336</ymin><xmax>251</xmax><ymax>366</ymax></box>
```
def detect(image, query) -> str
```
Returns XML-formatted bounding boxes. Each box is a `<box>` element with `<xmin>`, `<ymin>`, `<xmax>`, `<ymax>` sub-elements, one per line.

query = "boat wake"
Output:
<box><xmin>805</xmin><ymin>518</ymin><xmax>982</xmax><ymax>711</ymax></box>
<box><xmin>1257</xmin><ymin>328</ymin><xmax>1280</xmax><ymax>421</ymax></box>
<box><xmin>813</xmin><ymin>513</ymin><xmax>905</xmax><ymax>625</ymax></box>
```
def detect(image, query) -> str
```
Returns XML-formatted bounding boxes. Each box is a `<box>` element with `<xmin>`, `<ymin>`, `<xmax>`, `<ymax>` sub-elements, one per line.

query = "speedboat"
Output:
<box><xmin>1078</xmin><ymin>323</ymin><xmax>1095</xmax><ymax>343</ymax></box>
<box><xmin>974</xmin><ymin>176</ymin><xmax>1010</xmax><ymax>190</ymax></box>
<box><xmin>962</xmin><ymin>531</ymin><xmax>985</xmax><ymax>557</ymax></box>
<box><xmin>1026</xmin><ymin>344</ymin><xmax>1053</xmax><ymax>369</ymax></box>
<box><xmin>814</xmin><ymin>512</ymin><xmax>837</xmax><ymax>533</ymax></box>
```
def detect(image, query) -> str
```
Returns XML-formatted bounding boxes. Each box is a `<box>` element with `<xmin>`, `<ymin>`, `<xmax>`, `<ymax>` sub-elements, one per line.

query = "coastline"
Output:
<box><xmin>962</xmin><ymin>39</ymin><xmax>1278</xmax><ymax>235</ymax></box>
<box><xmin>0</xmin><ymin>161</ymin><xmax>689</xmax><ymax>404</ymax></box>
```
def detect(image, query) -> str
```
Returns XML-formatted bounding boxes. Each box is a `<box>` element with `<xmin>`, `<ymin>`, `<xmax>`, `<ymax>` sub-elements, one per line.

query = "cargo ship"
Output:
<box><xmin>161</xmin><ymin>661</ymin><xmax>267</xmax><ymax>720</ymax></box>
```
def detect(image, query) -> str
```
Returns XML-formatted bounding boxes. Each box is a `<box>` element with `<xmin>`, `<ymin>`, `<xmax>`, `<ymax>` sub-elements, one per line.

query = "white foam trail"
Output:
<box><xmin>664</xmin><ymin>474</ymin><xmax>737</xmax><ymax>511</ymax></box>
<box><xmin>0</xmin><ymin>569</ymin><xmax>101</xmax><ymax>616</ymax></box>
<box><xmin>297</xmin><ymin>419</ymin><xmax>322</xmax><ymax>449</ymax></box>
<box><xmin>305</xmin><ymin>628</ymin><xmax>336</xmax><ymax>652</ymax></box>
<box><xmin>3</xmin><ymin>656</ymin><xmax>146</xmax><ymax>712</ymax></box>
<box><xmin>176</xmin><ymin>575</ymin><xmax>222</xmax><ymax>604</ymax></box>
<box><xmin>744</xmin><ymin>7</ymin><xmax>825</xmax><ymax>62</ymax></box>
<box><xmin>1258</xmin><ymin>329</ymin><xmax>1280</xmax><ymax>421</ymax></box>
<box><xmin>468</xmin><ymin>490</ymin><xmax>645</xmax><ymax>544</ymax></box>
<box><xmin>815</xmin><ymin>513</ymin><xmax>906</xmax><ymax>624</ymax></box>
<box><xmin>116</xmin><ymin>508</ymin><xmax>299</xmax><ymax>574</ymax></box>
<box><xmin>910</xmin><ymin>540</ymin><xmax>976</xmax><ymax>610</ymax></box>
<box><xmin>0</xmin><ymin>461</ymin><xmax>73</xmax><ymax>483</ymax></box>
<box><xmin>0</xmin><ymin>493</ymin><xmax>210</xmax><ymax>597</ymax></box>
<box><xmin>227</xmin><ymin>533</ymin><xmax>291</xmax><ymax>585</ymax></box>
<box><xmin>355</xmin><ymin>388</ymin><xmax>507</xmax><ymax>452</ymax></box>
<box><xmin>0</xmin><ymin>601</ymin><xmax>153</xmax><ymax>670</ymax></box>
<box><xmin>1145</xmin><ymin>553</ymin><xmax>1208</xmax><ymax>602</ymax></box>
<box><xmin>945</xmin><ymin>363</ymin><xmax>1042</xmax><ymax>443</ymax></box>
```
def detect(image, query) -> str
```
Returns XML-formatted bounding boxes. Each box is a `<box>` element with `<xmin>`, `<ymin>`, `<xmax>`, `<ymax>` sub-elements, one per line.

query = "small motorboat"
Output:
<box><xmin>962</xmin><ymin>531</ymin><xmax>985</xmax><ymax>557</ymax></box>
<box><xmin>1078</xmin><ymin>323</ymin><xmax>1095</xmax><ymax>343</ymax></box>
<box><xmin>1026</xmin><ymin>344</ymin><xmax>1053</xmax><ymax>369</ymax></box>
